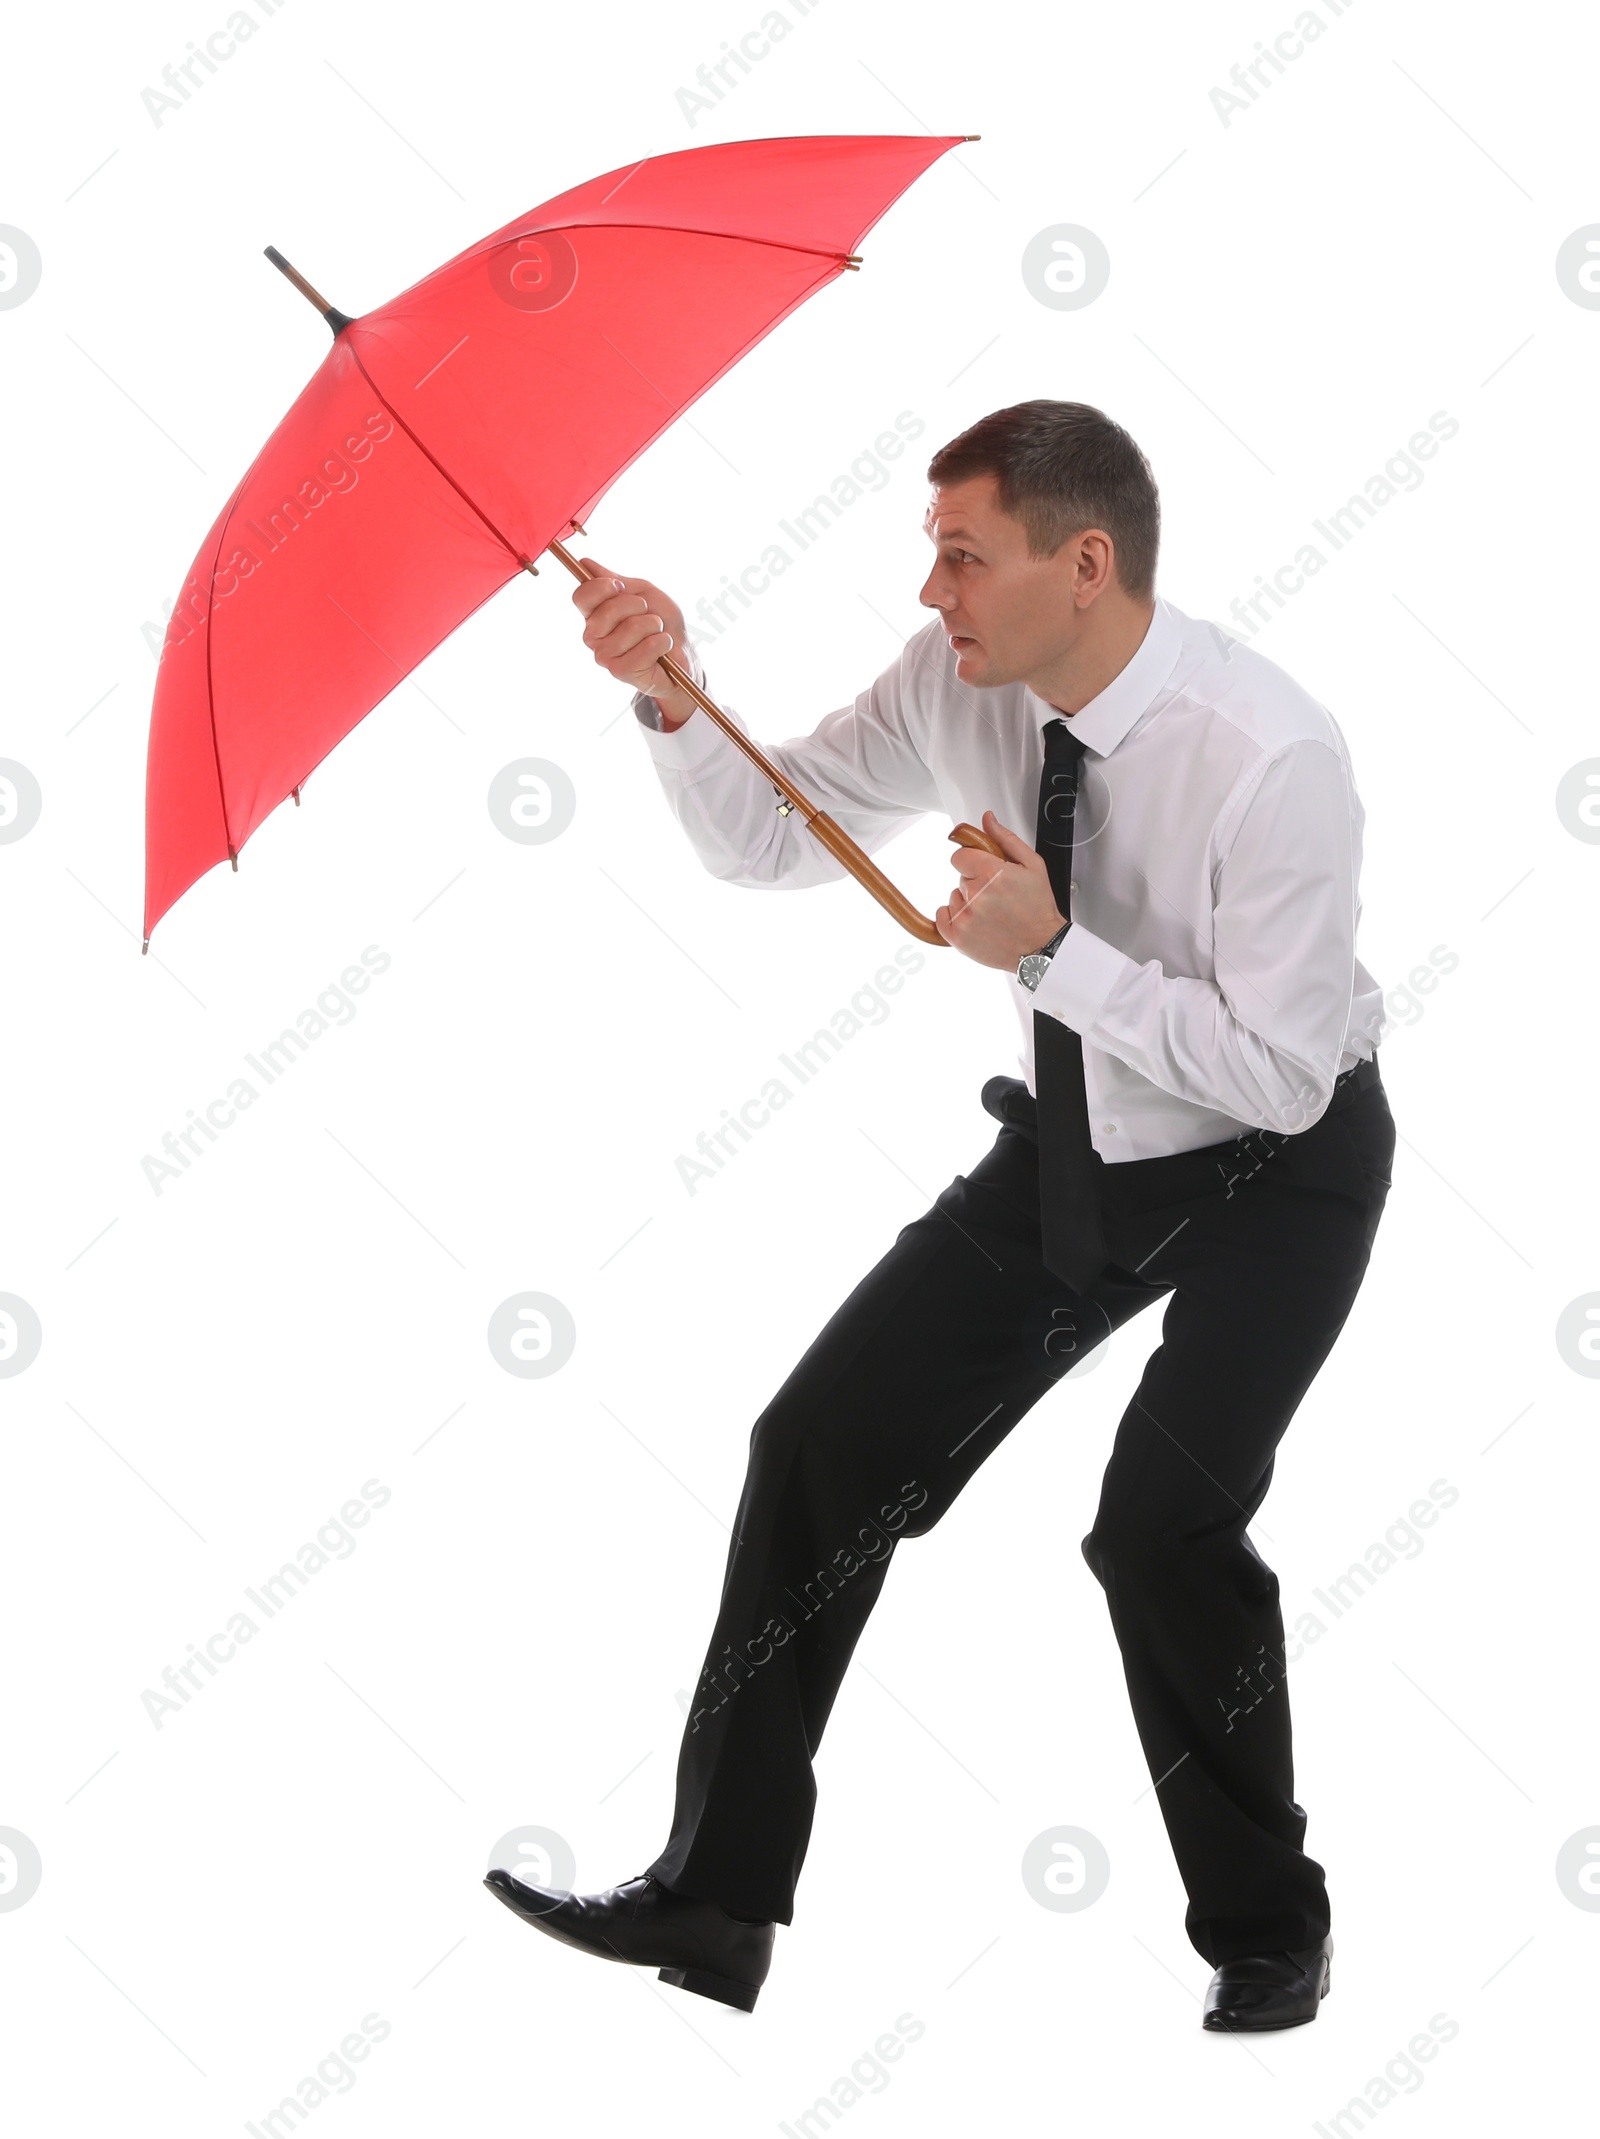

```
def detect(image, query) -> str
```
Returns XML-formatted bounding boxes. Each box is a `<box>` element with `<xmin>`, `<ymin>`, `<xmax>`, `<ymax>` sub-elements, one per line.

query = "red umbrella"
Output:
<box><xmin>142</xmin><ymin>131</ymin><xmax>1001</xmax><ymax>952</ymax></box>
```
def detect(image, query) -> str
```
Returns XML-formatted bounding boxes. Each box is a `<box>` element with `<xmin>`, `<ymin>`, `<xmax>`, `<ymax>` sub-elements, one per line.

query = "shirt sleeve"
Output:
<box><xmin>630</xmin><ymin>622</ymin><xmax>945</xmax><ymax>890</ymax></box>
<box><xmin>1029</xmin><ymin>737</ymin><xmax>1364</xmax><ymax>1131</ymax></box>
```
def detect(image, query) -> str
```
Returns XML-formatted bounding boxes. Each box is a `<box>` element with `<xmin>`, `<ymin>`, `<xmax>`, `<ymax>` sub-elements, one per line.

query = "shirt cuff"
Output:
<box><xmin>633</xmin><ymin>645</ymin><xmax>728</xmax><ymax>767</ymax></box>
<box><xmin>1028</xmin><ymin>922</ymin><xmax>1131</xmax><ymax>1036</ymax></box>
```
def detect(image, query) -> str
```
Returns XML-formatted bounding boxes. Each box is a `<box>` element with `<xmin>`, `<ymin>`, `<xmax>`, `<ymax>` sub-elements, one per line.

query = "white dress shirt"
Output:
<box><xmin>632</xmin><ymin>597</ymin><xmax>1383</xmax><ymax>1161</ymax></box>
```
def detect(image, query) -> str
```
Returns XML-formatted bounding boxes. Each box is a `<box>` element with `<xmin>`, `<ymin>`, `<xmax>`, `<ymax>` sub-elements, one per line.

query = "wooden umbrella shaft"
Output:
<box><xmin>257</xmin><ymin>251</ymin><xmax>998</xmax><ymax>946</ymax></box>
<box><xmin>544</xmin><ymin>538</ymin><xmax>999</xmax><ymax>945</ymax></box>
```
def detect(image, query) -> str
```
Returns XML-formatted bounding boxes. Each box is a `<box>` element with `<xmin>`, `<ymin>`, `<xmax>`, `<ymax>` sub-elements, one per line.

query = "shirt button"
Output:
<box><xmin>1102</xmin><ymin>1123</ymin><xmax>1117</xmax><ymax>1135</ymax></box>
<box><xmin>1069</xmin><ymin>880</ymin><xmax>1078</xmax><ymax>893</ymax></box>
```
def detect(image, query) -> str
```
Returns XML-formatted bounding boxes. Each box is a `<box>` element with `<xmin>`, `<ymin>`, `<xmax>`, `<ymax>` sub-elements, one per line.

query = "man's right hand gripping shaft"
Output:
<box><xmin>571</xmin><ymin>558</ymin><xmax>697</xmax><ymax>731</ymax></box>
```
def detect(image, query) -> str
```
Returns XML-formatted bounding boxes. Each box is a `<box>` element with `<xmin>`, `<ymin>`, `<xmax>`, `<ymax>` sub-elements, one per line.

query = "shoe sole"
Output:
<box><xmin>657</xmin><ymin>1964</ymin><xmax>760</xmax><ymax>2012</ymax></box>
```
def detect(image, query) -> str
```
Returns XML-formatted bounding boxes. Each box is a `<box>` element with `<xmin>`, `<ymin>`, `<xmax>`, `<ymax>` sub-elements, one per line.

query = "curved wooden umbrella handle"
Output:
<box><xmin>951</xmin><ymin>821</ymin><xmax>1007</xmax><ymax>859</ymax></box>
<box><xmin>805</xmin><ymin>815</ymin><xmax>1005</xmax><ymax>945</ymax></box>
<box><xmin>545</xmin><ymin>538</ymin><xmax>1006</xmax><ymax>947</ymax></box>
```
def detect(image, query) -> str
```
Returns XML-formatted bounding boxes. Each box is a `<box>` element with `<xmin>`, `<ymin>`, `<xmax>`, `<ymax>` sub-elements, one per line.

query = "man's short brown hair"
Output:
<box><xmin>926</xmin><ymin>400</ymin><xmax>1160</xmax><ymax>601</ymax></box>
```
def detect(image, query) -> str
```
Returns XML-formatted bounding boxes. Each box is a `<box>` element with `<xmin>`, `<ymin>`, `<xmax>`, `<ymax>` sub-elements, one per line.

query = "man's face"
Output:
<box><xmin>918</xmin><ymin>473</ymin><xmax>1092</xmax><ymax>688</ymax></box>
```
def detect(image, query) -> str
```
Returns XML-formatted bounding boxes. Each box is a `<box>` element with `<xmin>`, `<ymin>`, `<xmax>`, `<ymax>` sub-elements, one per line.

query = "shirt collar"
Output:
<box><xmin>1025</xmin><ymin>595</ymin><xmax>1185</xmax><ymax>757</ymax></box>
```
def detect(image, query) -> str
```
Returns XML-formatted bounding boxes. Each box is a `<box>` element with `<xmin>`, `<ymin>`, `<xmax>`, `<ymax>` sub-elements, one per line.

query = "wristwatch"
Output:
<box><xmin>1016</xmin><ymin>921</ymin><xmax>1071</xmax><ymax>993</ymax></box>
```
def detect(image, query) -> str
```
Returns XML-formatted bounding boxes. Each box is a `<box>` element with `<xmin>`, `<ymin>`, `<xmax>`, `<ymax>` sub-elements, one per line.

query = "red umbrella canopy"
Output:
<box><xmin>143</xmin><ymin>132</ymin><xmax>969</xmax><ymax>946</ymax></box>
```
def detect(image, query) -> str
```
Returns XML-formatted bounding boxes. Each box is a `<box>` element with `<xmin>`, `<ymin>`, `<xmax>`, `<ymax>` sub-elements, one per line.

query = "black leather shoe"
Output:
<box><xmin>1202</xmin><ymin>1935</ymin><xmax>1332</xmax><ymax>2031</ymax></box>
<box><xmin>483</xmin><ymin>1868</ymin><xmax>775</xmax><ymax>2012</ymax></box>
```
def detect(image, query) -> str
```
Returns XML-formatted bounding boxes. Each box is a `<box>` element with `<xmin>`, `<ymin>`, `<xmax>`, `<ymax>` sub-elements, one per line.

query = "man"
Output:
<box><xmin>484</xmin><ymin>401</ymin><xmax>1395</xmax><ymax>2032</ymax></box>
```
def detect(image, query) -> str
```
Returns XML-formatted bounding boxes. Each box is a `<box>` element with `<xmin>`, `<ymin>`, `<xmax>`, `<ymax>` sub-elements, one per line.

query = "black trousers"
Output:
<box><xmin>644</xmin><ymin>1063</ymin><xmax>1395</xmax><ymax>1965</ymax></box>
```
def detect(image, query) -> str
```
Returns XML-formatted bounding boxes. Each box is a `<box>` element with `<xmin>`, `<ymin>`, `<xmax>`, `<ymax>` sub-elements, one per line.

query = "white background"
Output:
<box><xmin>2</xmin><ymin>0</ymin><xmax>1596</xmax><ymax>2131</ymax></box>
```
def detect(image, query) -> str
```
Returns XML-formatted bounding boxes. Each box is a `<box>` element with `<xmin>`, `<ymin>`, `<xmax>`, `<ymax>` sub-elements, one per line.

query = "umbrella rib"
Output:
<box><xmin>163</xmin><ymin>366</ymin><xmax>351</xmax><ymax>898</ymax></box>
<box><xmin>401</xmin><ymin>223</ymin><xmax>864</xmax><ymax>297</ymax></box>
<box><xmin>185</xmin><ymin>348</ymin><xmax>523</xmax><ymax>906</ymax></box>
<box><xmin>554</xmin><ymin>223</ymin><xmax>862</xmax><ymax>265</ymax></box>
<box><xmin>342</xmin><ymin>339</ymin><xmax>526</xmax><ymax>565</ymax></box>
<box><xmin>199</xmin><ymin>472</ymin><xmax>255</xmax><ymax>868</ymax></box>
<box><xmin>329</xmin><ymin>229</ymin><xmax>865</xmax><ymax>575</ymax></box>
<box><xmin>147</xmin><ymin>428</ymin><xmax>285</xmax><ymax>926</ymax></box>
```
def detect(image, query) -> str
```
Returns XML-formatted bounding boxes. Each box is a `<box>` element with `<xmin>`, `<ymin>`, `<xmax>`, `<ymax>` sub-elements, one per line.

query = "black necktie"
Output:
<box><xmin>1033</xmin><ymin>718</ymin><xmax>1108</xmax><ymax>1292</ymax></box>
